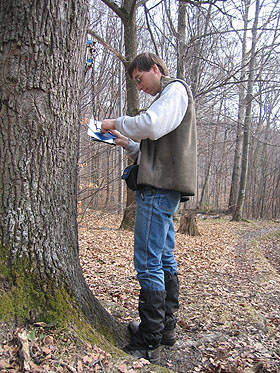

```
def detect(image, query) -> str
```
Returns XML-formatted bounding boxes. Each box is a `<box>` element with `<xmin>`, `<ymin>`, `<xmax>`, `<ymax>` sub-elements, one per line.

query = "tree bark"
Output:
<box><xmin>99</xmin><ymin>0</ymin><xmax>140</xmax><ymax>229</ymax></box>
<box><xmin>119</xmin><ymin>189</ymin><xmax>136</xmax><ymax>231</ymax></box>
<box><xmin>0</xmin><ymin>0</ymin><xmax>126</xmax><ymax>347</ymax></box>
<box><xmin>228</xmin><ymin>0</ymin><xmax>250</xmax><ymax>213</ymax></box>
<box><xmin>119</xmin><ymin>0</ymin><xmax>139</xmax><ymax>229</ymax></box>
<box><xmin>232</xmin><ymin>0</ymin><xmax>260</xmax><ymax>221</ymax></box>
<box><xmin>100</xmin><ymin>0</ymin><xmax>140</xmax><ymax>116</ymax></box>
<box><xmin>178</xmin><ymin>211</ymin><xmax>200</xmax><ymax>236</ymax></box>
<box><xmin>176</xmin><ymin>0</ymin><xmax>200</xmax><ymax>233</ymax></box>
<box><xmin>177</xmin><ymin>0</ymin><xmax>187</xmax><ymax>80</ymax></box>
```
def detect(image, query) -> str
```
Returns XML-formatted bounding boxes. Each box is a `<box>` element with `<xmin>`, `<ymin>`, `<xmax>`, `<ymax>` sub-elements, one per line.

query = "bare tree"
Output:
<box><xmin>228</xmin><ymin>0</ymin><xmax>250</xmax><ymax>213</ymax></box>
<box><xmin>232</xmin><ymin>0</ymin><xmax>261</xmax><ymax>221</ymax></box>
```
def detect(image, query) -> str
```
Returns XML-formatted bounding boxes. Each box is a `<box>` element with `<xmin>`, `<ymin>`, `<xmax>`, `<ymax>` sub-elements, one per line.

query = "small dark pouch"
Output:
<box><xmin>121</xmin><ymin>163</ymin><xmax>139</xmax><ymax>191</ymax></box>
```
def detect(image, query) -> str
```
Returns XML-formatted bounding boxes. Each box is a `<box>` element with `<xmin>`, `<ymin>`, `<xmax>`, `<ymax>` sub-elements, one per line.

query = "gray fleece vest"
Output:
<box><xmin>137</xmin><ymin>76</ymin><xmax>197</xmax><ymax>199</ymax></box>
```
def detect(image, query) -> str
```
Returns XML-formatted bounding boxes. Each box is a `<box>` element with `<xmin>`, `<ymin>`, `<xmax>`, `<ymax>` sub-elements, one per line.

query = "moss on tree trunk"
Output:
<box><xmin>0</xmin><ymin>244</ymin><xmax>129</xmax><ymax>348</ymax></box>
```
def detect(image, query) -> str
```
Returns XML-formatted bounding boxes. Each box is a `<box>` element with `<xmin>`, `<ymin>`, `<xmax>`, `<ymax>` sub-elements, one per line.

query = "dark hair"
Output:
<box><xmin>128</xmin><ymin>52</ymin><xmax>169</xmax><ymax>78</ymax></box>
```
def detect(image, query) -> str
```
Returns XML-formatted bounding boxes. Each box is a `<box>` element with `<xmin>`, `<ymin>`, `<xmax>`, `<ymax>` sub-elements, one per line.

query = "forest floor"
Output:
<box><xmin>0</xmin><ymin>211</ymin><xmax>280</xmax><ymax>372</ymax></box>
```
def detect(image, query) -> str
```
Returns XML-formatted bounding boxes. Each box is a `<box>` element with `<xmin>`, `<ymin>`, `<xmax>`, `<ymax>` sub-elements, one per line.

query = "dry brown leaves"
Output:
<box><xmin>79</xmin><ymin>212</ymin><xmax>280</xmax><ymax>372</ymax></box>
<box><xmin>1</xmin><ymin>211</ymin><xmax>279</xmax><ymax>372</ymax></box>
<box><xmin>0</xmin><ymin>323</ymin><xmax>114</xmax><ymax>372</ymax></box>
<box><xmin>0</xmin><ymin>323</ymin><xmax>152</xmax><ymax>372</ymax></box>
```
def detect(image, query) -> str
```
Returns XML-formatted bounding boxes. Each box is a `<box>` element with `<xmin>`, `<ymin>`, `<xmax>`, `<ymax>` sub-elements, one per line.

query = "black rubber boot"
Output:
<box><xmin>125</xmin><ymin>289</ymin><xmax>166</xmax><ymax>364</ymax></box>
<box><xmin>128</xmin><ymin>274</ymin><xmax>179</xmax><ymax>347</ymax></box>
<box><xmin>161</xmin><ymin>272</ymin><xmax>179</xmax><ymax>346</ymax></box>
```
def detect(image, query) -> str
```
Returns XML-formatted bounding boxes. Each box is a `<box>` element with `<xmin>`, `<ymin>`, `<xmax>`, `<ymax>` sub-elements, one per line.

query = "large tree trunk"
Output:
<box><xmin>0</xmin><ymin>0</ymin><xmax>126</xmax><ymax>347</ymax></box>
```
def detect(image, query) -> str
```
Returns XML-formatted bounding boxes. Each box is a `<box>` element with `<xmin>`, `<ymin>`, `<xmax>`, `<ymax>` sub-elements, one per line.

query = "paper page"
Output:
<box><xmin>87</xmin><ymin>119</ymin><xmax>116</xmax><ymax>145</ymax></box>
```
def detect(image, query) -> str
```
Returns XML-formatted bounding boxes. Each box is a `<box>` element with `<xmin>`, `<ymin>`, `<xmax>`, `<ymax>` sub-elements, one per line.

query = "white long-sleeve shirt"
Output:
<box><xmin>115</xmin><ymin>81</ymin><xmax>188</xmax><ymax>160</ymax></box>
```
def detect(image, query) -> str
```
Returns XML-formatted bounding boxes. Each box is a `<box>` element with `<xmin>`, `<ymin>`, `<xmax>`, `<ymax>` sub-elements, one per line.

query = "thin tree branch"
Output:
<box><xmin>180</xmin><ymin>0</ymin><xmax>229</xmax><ymax>16</ymax></box>
<box><xmin>164</xmin><ymin>0</ymin><xmax>179</xmax><ymax>39</ymax></box>
<box><xmin>87</xmin><ymin>29</ymin><xmax>128</xmax><ymax>65</ymax></box>
<box><xmin>144</xmin><ymin>3</ymin><xmax>159</xmax><ymax>55</ymax></box>
<box><xmin>135</xmin><ymin>0</ymin><xmax>150</xmax><ymax>10</ymax></box>
<box><xmin>145</xmin><ymin>0</ymin><xmax>165</xmax><ymax>12</ymax></box>
<box><xmin>100</xmin><ymin>0</ymin><xmax>126</xmax><ymax>21</ymax></box>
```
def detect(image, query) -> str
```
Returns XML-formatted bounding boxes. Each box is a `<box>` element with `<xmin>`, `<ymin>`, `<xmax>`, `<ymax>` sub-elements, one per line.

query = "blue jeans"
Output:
<box><xmin>134</xmin><ymin>187</ymin><xmax>181</xmax><ymax>291</ymax></box>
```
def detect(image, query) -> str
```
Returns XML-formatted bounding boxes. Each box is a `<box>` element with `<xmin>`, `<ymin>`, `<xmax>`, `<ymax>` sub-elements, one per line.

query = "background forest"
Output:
<box><xmin>78</xmin><ymin>0</ymin><xmax>280</xmax><ymax>220</ymax></box>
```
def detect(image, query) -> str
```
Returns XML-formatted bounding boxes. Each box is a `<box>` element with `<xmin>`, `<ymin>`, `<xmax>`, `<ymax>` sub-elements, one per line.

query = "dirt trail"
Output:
<box><xmin>159</xmin><ymin>224</ymin><xmax>280</xmax><ymax>372</ymax></box>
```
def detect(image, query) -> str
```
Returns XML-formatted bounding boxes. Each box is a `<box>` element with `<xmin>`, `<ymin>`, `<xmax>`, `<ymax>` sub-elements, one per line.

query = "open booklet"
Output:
<box><xmin>87</xmin><ymin>119</ymin><xmax>116</xmax><ymax>145</ymax></box>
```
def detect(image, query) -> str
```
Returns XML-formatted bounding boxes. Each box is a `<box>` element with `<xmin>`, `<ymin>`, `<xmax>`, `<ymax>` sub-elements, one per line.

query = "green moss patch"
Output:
<box><xmin>0</xmin><ymin>247</ymin><xmax>77</xmax><ymax>327</ymax></box>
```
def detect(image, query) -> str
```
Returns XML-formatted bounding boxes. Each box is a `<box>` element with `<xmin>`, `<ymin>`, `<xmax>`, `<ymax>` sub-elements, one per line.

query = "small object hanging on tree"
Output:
<box><xmin>85</xmin><ymin>39</ymin><xmax>96</xmax><ymax>72</ymax></box>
